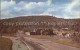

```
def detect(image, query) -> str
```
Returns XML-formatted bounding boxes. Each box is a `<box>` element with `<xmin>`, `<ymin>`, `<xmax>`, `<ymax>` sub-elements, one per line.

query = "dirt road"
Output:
<box><xmin>20</xmin><ymin>37</ymin><xmax>46</xmax><ymax>50</ymax></box>
<box><xmin>23</xmin><ymin>36</ymin><xmax>80</xmax><ymax>50</ymax></box>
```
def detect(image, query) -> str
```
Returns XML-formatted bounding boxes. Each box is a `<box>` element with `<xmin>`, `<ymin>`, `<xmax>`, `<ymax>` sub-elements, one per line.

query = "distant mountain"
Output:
<box><xmin>0</xmin><ymin>15</ymin><xmax>80</xmax><ymax>33</ymax></box>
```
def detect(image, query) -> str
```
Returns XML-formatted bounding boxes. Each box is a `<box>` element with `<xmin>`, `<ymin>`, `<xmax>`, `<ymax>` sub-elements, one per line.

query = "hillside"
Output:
<box><xmin>0</xmin><ymin>15</ymin><xmax>80</xmax><ymax>33</ymax></box>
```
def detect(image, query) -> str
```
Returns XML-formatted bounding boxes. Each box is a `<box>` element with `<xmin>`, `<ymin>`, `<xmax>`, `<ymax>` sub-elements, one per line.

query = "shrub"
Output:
<box><xmin>71</xmin><ymin>32</ymin><xmax>80</xmax><ymax>43</ymax></box>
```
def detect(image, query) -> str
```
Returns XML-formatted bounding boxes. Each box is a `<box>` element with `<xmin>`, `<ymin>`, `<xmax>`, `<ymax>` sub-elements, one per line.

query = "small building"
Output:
<box><xmin>25</xmin><ymin>32</ymin><xmax>30</xmax><ymax>36</ymax></box>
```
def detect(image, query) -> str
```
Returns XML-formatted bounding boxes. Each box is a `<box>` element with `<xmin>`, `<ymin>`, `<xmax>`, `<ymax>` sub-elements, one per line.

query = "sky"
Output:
<box><xmin>1</xmin><ymin>0</ymin><xmax>80</xmax><ymax>19</ymax></box>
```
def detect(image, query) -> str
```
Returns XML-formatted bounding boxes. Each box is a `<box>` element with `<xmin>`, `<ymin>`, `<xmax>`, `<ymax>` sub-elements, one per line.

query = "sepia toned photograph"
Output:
<box><xmin>0</xmin><ymin>0</ymin><xmax>80</xmax><ymax>50</ymax></box>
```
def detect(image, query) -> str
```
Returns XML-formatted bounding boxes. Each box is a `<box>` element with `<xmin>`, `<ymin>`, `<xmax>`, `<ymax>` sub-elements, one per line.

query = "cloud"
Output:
<box><xmin>52</xmin><ymin>0</ymin><xmax>73</xmax><ymax>5</ymax></box>
<box><xmin>44</xmin><ymin>0</ymin><xmax>80</xmax><ymax>19</ymax></box>
<box><xmin>65</xmin><ymin>0</ymin><xmax>79</xmax><ymax>12</ymax></box>
<box><xmin>1</xmin><ymin>0</ymin><xmax>51</xmax><ymax>18</ymax></box>
<box><xmin>64</xmin><ymin>0</ymin><xmax>80</xmax><ymax>18</ymax></box>
<box><xmin>1</xmin><ymin>0</ymin><xmax>80</xmax><ymax>19</ymax></box>
<box><xmin>1</xmin><ymin>0</ymin><xmax>48</xmax><ymax>3</ymax></box>
<box><xmin>14</xmin><ymin>0</ymin><xmax>48</xmax><ymax>3</ymax></box>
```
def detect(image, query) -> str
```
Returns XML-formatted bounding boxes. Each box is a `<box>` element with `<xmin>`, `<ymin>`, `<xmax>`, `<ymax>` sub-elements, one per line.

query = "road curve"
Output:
<box><xmin>21</xmin><ymin>38</ymin><xmax>46</xmax><ymax>50</ymax></box>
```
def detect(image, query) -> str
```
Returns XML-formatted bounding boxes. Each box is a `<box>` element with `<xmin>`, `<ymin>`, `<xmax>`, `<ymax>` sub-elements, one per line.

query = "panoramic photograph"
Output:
<box><xmin>0</xmin><ymin>0</ymin><xmax>80</xmax><ymax>50</ymax></box>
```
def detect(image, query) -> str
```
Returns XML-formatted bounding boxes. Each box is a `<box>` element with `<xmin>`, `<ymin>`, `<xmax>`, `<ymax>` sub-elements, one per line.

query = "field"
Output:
<box><xmin>0</xmin><ymin>37</ymin><xmax>12</xmax><ymax>50</ymax></box>
<box><xmin>31</xmin><ymin>35</ymin><xmax>80</xmax><ymax>48</ymax></box>
<box><xmin>1</xmin><ymin>33</ymin><xmax>16</xmax><ymax>37</ymax></box>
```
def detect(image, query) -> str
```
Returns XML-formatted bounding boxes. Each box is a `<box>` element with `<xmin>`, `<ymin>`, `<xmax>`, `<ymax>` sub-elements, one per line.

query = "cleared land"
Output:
<box><xmin>0</xmin><ymin>37</ymin><xmax>12</xmax><ymax>50</ymax></box>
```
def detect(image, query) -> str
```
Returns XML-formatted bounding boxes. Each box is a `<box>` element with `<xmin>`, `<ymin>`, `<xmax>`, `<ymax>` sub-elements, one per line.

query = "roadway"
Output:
<box><xmin>21</xmin><ymin>37</ymin><xmax>46</xmax><ymax>50</ymax></box>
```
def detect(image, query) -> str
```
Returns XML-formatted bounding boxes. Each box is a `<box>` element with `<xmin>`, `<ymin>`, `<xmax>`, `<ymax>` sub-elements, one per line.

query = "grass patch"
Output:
<box><xmin>31</xmin><ymin>35</ymin><xmax>54</xmax><ymax>39</ymax></box>
<box><xmin>0</xmin><ymin>37</ymin><xmax>12</xmax><ymax>50</ymax></box>
<box><xmin>1</xmin><ymin>33</ymin><xmax>16</xmax><ymax>37</ymax></box>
